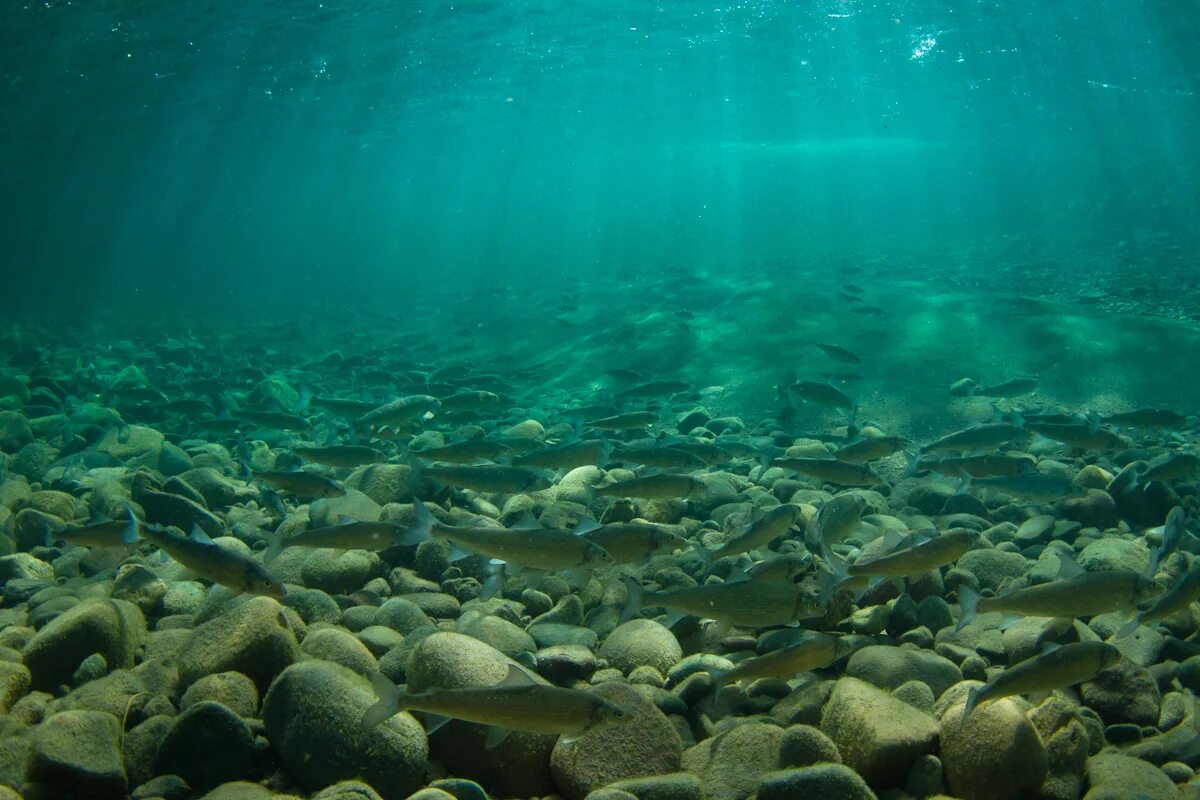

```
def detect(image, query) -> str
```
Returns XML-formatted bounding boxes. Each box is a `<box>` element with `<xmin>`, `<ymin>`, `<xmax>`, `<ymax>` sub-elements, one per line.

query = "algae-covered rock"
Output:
<box><xmin>95</xmin><ymin>424</ymin><xmax>163</xmax><ymax>462</ymax></box>
<box><xmin>602</xmin><ymin>772</ymin><xmax>702</xmax><ymax>800</ymax></box>
<box><xmin>550</xmin><ymin>682</ymin><xmax>683</xmax><ymax>800</ymax></box>
<box><xmin>154</xmin><ymin>700</ymin><xmax>255</xmax><ymax>792</ymax></box>
<box><xmin>680</xmin><ymin>722</ymin><xmax>786</xmax><ymax>800</ymax></box>
<box><xmin>301</xmin><ymin>550</ymin><xmax>376</xmax><ymax>595</ymax></box>
<box><xmin>844</xmin><ymin>645</ymin><xmax>962</xmax><ymax>698</ymax></box>
<box><xmin>263</xmin><ymin>660</ymin><xmax>427</xmax><ymax>800</ymax></box>
<box><xmin>300</xmin><ymin>627</ymin><xmax>380</xmax><ymax>675</ymax></box>
<box><xmin>178</xmin><ymin>596</ymin><xmax>300</xmax><ymax>692</ymax></box>
<box><xmin>1085</xmin><ymin>753</ymin><xmax>1179</xmax><ymax>799</ymax></box>
<box><xmin>22</xmin><ymin>598</ymin><xmax>147</xmax><ymax>691</ymax></box>
<box><xmin>957</xmin><ymin>549</ymin><xmax>1028</xmax><ymax>592</ymax></box>
<box><xmin>779</xmin><ymin>723</ymin><xmax>842</xmax><ymax>767</ymax></box>
<box><xmin>180</xmin><ymin>671</ymin><xmax>259</xmax><ymax>718</ymax></box>
<box><xmin>1080</xmin><ymin>657</ymin><xmax>1161</xmax><ymax>726</ymax></box>
<box><xmin>940</xmin><ymin>697</ymin><xmax>1048</xmax><ymax>800</ymax></box>
<box><xmin>819</xmin><ymin>677</ymin><xmax>939</xmax><ymax>788</ymax></box>
<box><xmin>598</xmin><ymin>619</ymin><xmax>682</xmax><ymax>676</ymax></box>
<box><xmin>756</xmin><ymin>766</ymin><xmax>877</xmax><ymax>800</ymax></box>
<box><xmin>28</xmin><ymin>709</ymin><xmax>127</xmax><ymax>798</ymax></box>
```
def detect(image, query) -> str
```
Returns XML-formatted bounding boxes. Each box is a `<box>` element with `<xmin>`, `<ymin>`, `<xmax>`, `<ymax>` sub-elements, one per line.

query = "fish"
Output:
<box><xmin>844</xmin><ymin>528</ymin><xmax>981</xmax><ymax>579</ymax></box>
<box><xmin>833</xmin><ymin>436</ymin><xmax>909</xmax><ymax>464</ymax></box>
<box><xmin>919</xmin><ymin>424</ymin><xmax>1028</xmax><ymax>454</ymax></box>
<box><xmin>851</xmin><ymin>305</ymin><xmax>886</xmax><ymax>317</ymax></box>
<box><xmin>815</xmin><ymin>343</ymin><xmax>861</xmax><ymax>364</ymax></box>
<box><xmin>710</xmin><ymin>632</ymin><xmax>854</xmax><ymax>687</ymax></box>
<box><xmin>592</xmin><ymin>473</ymin><xmax>703</xmax><ymax>500</ymax></box>
<box><xmin>610</xmin><ymin>445</ymin><xmax>707</xmax><ymax>470</ymax></box>
<box><xmin>405</xmin><ymin>501</ymin><xmax>614</xmax><ymax>573</ymax></box>
<box><xmin>807</xmin><ymin>494</ymin><xmax>871</xmax><ymax>568</ymax></box>
<box><xmin>265</xmin><ymin>519</ymin><xmax>415</xmax><ymax>559</ymax></box>
<box><xmin>1141</xmin><ymin>453</ymin><xmax>1200</xmax><ymax>483</ymax></box>
<box><xmin>771</xmin><ymin>458</ymin><xmax>880</xmax><ymax>487</ymax></box>
<box><xmin>956</xmin><ymin>562</ymin><xmax>1158</xmax><ymax>632</ymax></box>
<box><xmin>575</xmin><ymin>519</ymin><xmax>688</xmax><ymax>563</ymax></box>
<box><xmin>52</xmin><ymin>512</ymin><xmax>140</xmax><ymax>549</ymax></box>
<box><xmin>786</xmin><ymin>381</ymin><xmax>855</xmax><ymax>410</ymax></box>
<box><xmin>971</xmin><ymin>378</ymin><xmax>1039</xmax><ymax>398</ymax></box>
<box><xmin>236</xmin><ymin>409</ymin><xmax>312</xmax><ymax>430</ymax></box>
<box><xmin>1117</xmin><ymin>563</ymin><xmax>1200</xmax><ymax>638</ymax></box>
<box><xmin>584</xmin><ymin>411</ymin><xmax>657</xmax><ymax>431</ymax></box>
<box><xmin>356</xmin><ymin>395</ymin><xmax>441</xmax><ymax>428</ymax></box>
<box><xmin>140</xmin><ymin>522</ymin><xmax>286</xmax><ymax>597</ymax></box>
<box><xmin>910</xmin><ymin>453</ymin><xmax>1036</xmax><ymax>478</ymax></box>
<box><xmin>414</xmin><ymin>440</ymin><xmax>511</xmax><ymax>465</ymax></box>
<box><xmin>362</xmin><ymin>665</ymin><xmax>632</xmax><ymax>744</ymax></box>
<box><xmin>309</xmin><ymin>396</ymin><xmax>379</xmax><ymax>417</ymax></box>
<box><xmin>960</xmin><ymin>641</ymin><xmax>1120</xmax><ymax>723</ymax></box>
<box><xmin>614</xmin><ymin>380</ymin><xmax>692</xmax><ymax>399</ymax></box>
<box><xmin>621</xmin><ymin>575</ymin><xmax>821</xmax><ymax>630</ymax></box>
<box><xmin>1101</xmin><ymin>408</ymin><xmax>1187</xmax><ymax>429</ymax></box>
<box><xmin>961</xmin><ymin>473</ymin><xmax>1087</xmax><ymax>501</ymax></box>
<box><xmin>252</xmin><ymin>470</ymin><xmax>347</xmax><ymax>499</ymax></box>
<box><xmin>512</xmin><ymin>439</ymin><xmax>611</xmax><ymax>470</ymax></box>
<box><xmin>1148</xmin><ymin>506</ymin><xmax>1189</xmax><ymax>575</ymax></box>
<box><xmin>413</xmin><ymin>462</ymin><xmax>551</xmax><ymax>494</ymax></box>
<box><xmin>705</xmin><ymin>504</ymin><xmax>805</xmax><ymax>563</ymax></box>
<box><xmin>1022</xmin><ymin>421</ymin><xmax>1129</xmax><ymax>451</ymax></box>
<box><xmin>439</xmin><ymin>391</ymin><xmax>502</xmax><ymax>414</ymax></box>
<box><xmin>292</xmin><ymin>444</ymin><xmax>386</xmax><ymax>468</ymax></box>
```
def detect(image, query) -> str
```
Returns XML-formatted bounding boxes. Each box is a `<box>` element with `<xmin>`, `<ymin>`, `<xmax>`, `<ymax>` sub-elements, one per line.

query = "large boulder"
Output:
<box><xmin>550</xmin><ymin>682</ymin><xmax>682</xmax><ymax>800</ymax></box>
<box><xmin>154</xmin><ymin>701</ymin><xmax>255</xmax><ymax>792</ymax></box>
<box><xmin>844</xmin><ymin>645</ymin><xmax>962</xmax><ymax>698</ymax></box>
<box><xmin>22</xmin><ymin>599</ymin><xmax>147</xmax><ymax>691</ymax></box>
<box><xmin>262</xmin><ymin>660</ymin><xmax>427</xmax><ymax>800</ymax></box>
<box><xmin>177</xmin><ymin>596</ymin><xmax>301</xmax><ymax>692</ymax></box>
<box><xmin>940</xmin><ymin>697</ymin><xmax>1048</xmax><ymax>800</ymax></box>
<box><xmin>27</xmin><ymin>710</ymin><xmax>127</xmax><ymax>798</ymax></box>
<box><xmin>1085</xmin><ymin>753</ymin><xmax>1179</xmax><ymax>800</ymax></box>
<box><xmin>680</xmin><ymin>723</ymin><xmax>786</xmax><ymax>800</ymax></box>
<box><xmin>819</xmin><ymin>677</ymin><xmax>939</xmax><ymax>788</ymax></box>
<box><xmin>598</xmin><ymin>620</ymin><xmax>682</xmax><ymax>676</ymax></box>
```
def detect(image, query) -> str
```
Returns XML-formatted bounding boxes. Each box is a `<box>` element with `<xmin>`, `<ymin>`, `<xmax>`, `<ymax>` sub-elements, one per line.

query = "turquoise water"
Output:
<box><xmin>2</xmin><ymin>1</ymin><xmax>1197</xmax><ymax>317</ymax></box>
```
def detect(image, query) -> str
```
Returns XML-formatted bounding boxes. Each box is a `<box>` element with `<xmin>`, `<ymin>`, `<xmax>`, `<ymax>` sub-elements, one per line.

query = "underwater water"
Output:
<box><xmin>2</xmin><ymin>1</ymin><xmax>1200</xmax><ymax>799</ymax></box>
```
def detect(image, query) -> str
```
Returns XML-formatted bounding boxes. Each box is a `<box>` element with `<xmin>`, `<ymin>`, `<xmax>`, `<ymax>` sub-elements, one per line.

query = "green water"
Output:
<box><xmin>2</xmin><ymin>1</ymin><xmax>1197</xmax><ymax>315</ymax></box>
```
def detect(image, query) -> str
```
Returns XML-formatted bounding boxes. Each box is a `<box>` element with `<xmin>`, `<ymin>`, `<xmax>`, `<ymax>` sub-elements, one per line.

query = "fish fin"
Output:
<box><xmin>961</xmin><ymin>686</ymin><xmax>981</xmax><ymax>724</ymax></box>
<box><xmin>881</xmin><ymin>530</ymin><xmax>904</xmax><ymax>552</ymax></box>
<box><xmin>1115</xmin><ymin>615</ymin><xmax>1142</xmax><ymax>640</ymax></box>
<box><xmin>663</xmin><ymin>611</ymin><xmax>688</xmax><ymax>629</ymax></box>
<box><xmin>262</xmin><ymin>532</ymin><xmax>285</xmax><ymax>562</ymax></box>
<box><xmin>953</xmin><ymin>475</ymin><xmax>973</xmax><ymax>497</ymax></box>
<box><xmin>707</xmin><ymin>618</ymin><xmax>732</xmax><ymax>638</ymax></box>
<box><xmin>1045</xmin><ymin>616</ymin><xmax>1074</xmax><ymax>636</ymax></box>
<box><xmin>997</xmin><ymin>613</ymin><xmax>1022</xmax><ymax>631</ymax></box>
<box><xmin>902</xmin><ymin>452</ymin><xmax>924</xmax><ymax>478</ymax></box>
<box><xmin>512</xmin><ymin>513</ymin><xmax>541</xmax><ymax>530</ymax></box>
<box><xmin>619</xmin><ymin>576</ymin><xmax>643</xmax><ymax>624</ymax></box>
<box><xmin>395</xmin><ymin>500</ymin><xmax>436</xmax><ymax>546</ymax></box>
<box><xmin>496</xmin><ymin>664</ymin><xmax>538</xmax><ymax>687</ymax></box>
<box><xmin>421</xmin><ymin>712</ymin><xmax>452</xmax><ymax>734</ymax></box>
<box><xmin>448</xmin><ymin>544</ymin><xmax>472</xmax><ymax>562</ymax></box>
<box><xmin>1040</xmin><ymin>641</ymin><xmax>1061</xmax><ymax>655</ymax></box>
<box><xmin>188</xmin><ymin>524</ymin><xmax>214</xmax><ymax>544</ymax></box>
<box><xmin>725</xmin><ymin>564</ymin><xmax>751</xmax><ymax>584</ymax></box>
<box><xmin>955</xmin><ymin>584</ymin><xmax>979</xmax><ymax>633</ymax></box>
<box><xmin>484</xmin><ymin>727</ymin><xmax>513</xmax><ymax>750</ymax></box>
<box><xmin>481</xmin><ymin>561</ymin><xmax>507</xmax><ymax>599</ymax></box>
<box><xmin>1056</xmin><ymin>552</ymin><xmax>1085</xmax><ymax>579</ymax></box>
<box><xmin>120</xmin><ymin>510</ymin><xmax>140</xmax><ymax>545</ymax></box>
<box><xmin>572</xmin><ymin>516</ymin><xmax>602</xmax><ymax>536</ymax></box>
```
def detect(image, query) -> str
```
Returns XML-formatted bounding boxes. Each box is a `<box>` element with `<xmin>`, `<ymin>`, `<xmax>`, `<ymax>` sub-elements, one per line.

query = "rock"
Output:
<box><xmin>457</xmin><ymin>611</ymin><xmax>536</xmax><ymax>658</ymax></box>
<box><xmin>940</xmin><ymin>698</ymin><xmax>1048</xmax><ymax>800</ymax></box>
<box><xmin>111</xmin><ymin>564</ymin><xmax>167</xmax><ymax>616</ymax></box>
<box><xmin>155</xmin><ymin>701</ymin><xmax>254</xmax><ymax>792</ymax></box>
<box><xmin>345</xmin><ymin>464</ymin><xmax>415</xmax><ymax>505</ymax></box>
<box><xmin>536</xmin><ymin>644</ymin><xmax>598</xmax><ymax>684</ymax></box>
<box><xmin>0</xmin><ymin>410</ymin><xmax>33</xmax><ymax>451</ymax></box>
<box><xmin>180</xmin><ymin>671</ymin><xmax>259</xmax><ymax>718</ymax></box>
<box><xmin>263</xmin><ymin>660</ymin><xmax>427</xmax><ymax>800</ymax></box>
<box><xmin>598</xmin><ymin>620</ymin><xmax>682</xmax><ymax>676</ymax></box>
<box><xmin>958</xmin><ymin>550</ymin><xmax>1028</xmax><ymax>592</ymax></box>
<box><xmin>282</xmin><ymin>588</ymin><xmax>343</xmax><ymax>624</ymax></box>
<box><xmin>0</xmin><ymin>661</ymin><xmax>31</xmax><ymax>713</ymax></box>
<box><xmin>72</xmin><ymin>653</ymin><xmax>108</xmax><ymax>685</ymax></box>
<box><xmin>892</xmin><ymin>680</ymin><xmax>936</xmax><ymax>715</ymax></box>
<box><xmin>1058</xmin><ymin>490</ymin><xmax>1118</xmax><ymax>529</ymax></box>
<box><xmin>602</xmin><ymin>773</ymin><xmax>701</xmax><ymax>800</ymax></box>
<box><xmin>550</xmin><ymin>682</ymin><xmax>683</xmax><ymax>800</ymax></box>
<box><xmin>680</xmin><ymin>722</ymin><xmax>785</xmax><ymax>800</ymax></box>
<box><xmin>779</xmin><ymin>724</ymin><xmax>842</xmax><ymax>767</ymax></box>
<box><xmin>301</xmin><ymin>627</ymin><xmax>380</xmax><ymax>675</ymax></box>
<box><xmin>905</xmin><ymin>754</ymin><xmax>944</xmax><ymax>797</ymax></box>
<box><xmin>22</xmin><ymin>598</ymin><xmax>147</xmax><ymax>691</ymax></box>
<box><xmin>132</xmin><ymin>774</ymin><xmax>191</xmax><ymax>800</ymax></box>
<box><xmin>0</xmin><ymin>553</ymin><xmax>53</xmax><ymax>582</ymax></box>
<box><xmin>687</xmin><ymin>473</ymin><xmax>740</xmax><ymax>514</ymax></box>
<box><xmin>28</xmin><ymin>710</ymin><xmax>127</xmax><ymax>798</ymax></box>
<box><xmin>95</xmin><ymin>424</ymin><xmax>163</xmax><ymax>462</ymax></box>
<box><xmin>1085</xmin><ymin>753</ymin><xmax>1179</xmax><ymax>800</ymax></box>
<box><xmin>407</xmin><ymin>632</ymin><xmax>558</xmax><ymax>797</ymax></box>
<box><xmin>311</xmin><ymin>781</ymin><xmax>385</xmax><ymax>800</ymax></box>
<box><xmin>1014</xmin><ymin>515</ymin><xmax>1057</xmax><ymax>546</ymax></box>
<box><xmin>1078</xmin><ymin>537</ymin><xmax>1151</xmax><ymax>575</ymax></box>
<box><xmin>1081</xmin><ymin>658</ymin><xmax>1161</xmax><ymax>726</ymax></box>
<box><xmin>819</xmin><ymin>677</ymin><xmax>939</xmax><ymax>787</ymax></box>
<box><xmin>844</xmin><ymin>645</ymin><xmax>962</xmax><ymax>698</ymax></box>
<box><xmin>756</xmin><ymin>766</ymin><xmax>877</xmax><ymax>800</ymax></box>
<box><xmin>505</xmin><ymin>419</ymin><xmax>545</xmax><ymax>438</ymax></box>
<box><xmin>178</xmin><ymin>596</ymin><xmax>301</xmax><ymax>692</ymax></box>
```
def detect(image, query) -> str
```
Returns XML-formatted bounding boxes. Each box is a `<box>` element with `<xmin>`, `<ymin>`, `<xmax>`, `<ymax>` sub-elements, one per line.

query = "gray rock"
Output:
<box><xmin>756</xmin><ymin>766</ymin><xmax>877</xmax><ymax>800</ymax></box>
<box><xmin>178</xmin><ymin>596</ymin><xmax>301</xmax><ymax>693</ymax></box>
<box><xmin>457</xmin><ymin>611</ymin><xmax>536</xmax><ymax>658</ymax></box>
<box><xmin>375</xmin><ymin>597</ymin><xmax>435</xmax><ymax>634</ymax></box>
<box><xmin>1058</xmin><ymin>490</ymin><xmax>1118</xmax><ymax>529</ymax></box>
<box><xmin>22</xmin><ymin>598</ymin><xmax>147</xmax><ymax>691</ymax></box>
<box><xmin>598</xmin><ymin>620</ymin><xmax>682</xmax><ymax>676</ymax></box>
<box><xmin>603</xmin><ymin>772</ymin><xmax>701</xmax><ymax>800</ymax></box>
<box><xmin>155</xmin><ymin>701</ymin><xmax>254</xmax><ymax>792</ymax></box>
<box><xmin>529</xmin><ymin>622</ymin><xmax>599</xmax><ymax>649</ymax></box>
<box><xmin>916</xmin><ymin>595</ymin><xmax>953</xmax><ymax>633</ymax></box>
<box><xmin>28</xmin><ymin>710</ymin><xmax>127</xmax><ymax>798</ymax></box>
<box><xmin>301</xmin><ymin>549</ymin><xmax>375</xmax><ymax>594</ymax></box>
<box><xmin>111</xmin><ymin>564</ymin><xmax>167</xmax><ymax>616</ymax></box>
<box><xmin>940</xmin><ymin>697</ymin><xmax>1048</xmax><ymax>800</ymax></box>
<box><xmin>262</xmin><ymin>660</ymin><xmax>427</xmax><ymax>800</ymax></box>
<box><xmin>957</xmin><ymin>549</ymin><xmax>1028</xmax><ymax>592</ymax></box>
<box><xmin>778</xmin><ymin>724</ymin><xmax>841</xmax><ymax>767</ymax></box>
<box><xmin>1078</xmin><ymin>537</ymin><xmax>1151</xmax><ymax>575</ymax></box>
<box><xmin>301</xmin><ymin>627</ymin><xmax>380</xmax><ymax>675</ymax></box>
<box><xmin>281</xmin><ymin>588</ymin><xmax>343</xmax><ymax>624</ymax></box>
<box><xmin>0</xmin><ymin>661</ymin><xmax>31</xmax><ymax>714</ymax></box>
<box><xmin>131</xmin><ymin>774</ymin><xmax>191</xmax><ymax>800</ymax></box>
<box><xmin>819</xmin><ymin>677</ymin><xmax>938</xmax><ymax>787</ymax></box>
<box><xmin>550</xmin><ymin>682</ymin><xmax>683</xmax><ymax>800</ymax></box>
<box><xmin>537</xmin><ymin>645</ymin><xmax>598</xmax><ymax>685</ymax></box>
<box><xmin>844</xmin><ymin>645</ymin><xmax>962</xmax><ymax>698</ymax></box>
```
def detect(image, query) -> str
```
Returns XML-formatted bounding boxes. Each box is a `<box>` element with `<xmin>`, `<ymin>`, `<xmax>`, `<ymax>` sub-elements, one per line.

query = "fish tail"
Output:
<box><xmin>961</xmin><ymin>686</ymin><xmax>981</xmax><ymax>725</ymax></box>
<box><xmin>619</xmin><ymin>576</ymin><xmax>644</xmax><ymax>624</ymax></box>
<box><xmin>120</xmin><ymin>506</ymin><xmax>140</xmax><ymax>546</ymax></box>
<box><xmin>1115</xmin><ymin>614</ymin><xmax>1142</xmax><ymax>640</ymax></box>
<box><xmin>955</xmin><ymin>583</ymin><xmax>979</xmax><ymax>633</ymax></box>
<box><xmin>396</xmin><ymin>500</ymin><xmax>436</xmax><ymax>547</ymax></box>
<box><xmin>361</xmin><ymin>671</ymin><xmax>405</xmax><ymax>729</ymax></box>
<box><xmin>817</xmin><ymin>551</ymin><xmax>849</xmax><ymax>606</ymax></box>
<box><xmin>480</xmin><ymin>560</ymin><xmax>506</xmax><ymax>600</ymax></box>
<box><xmin>262</xmin><ymin>531</ymin><xmax>285</xmax><ymax>562</ymax></box>
<box><xmin>902</xmin><ymin>451</ymin><xmax>923</xmax><ymax>478</ymax></box>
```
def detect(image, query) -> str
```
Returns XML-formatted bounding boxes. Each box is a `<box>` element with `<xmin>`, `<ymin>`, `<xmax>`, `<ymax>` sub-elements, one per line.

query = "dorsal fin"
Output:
<box><xmin>189</xmin><ymin>524</ymin><xmax>214</xmax><ymax>544</ymax></box>
<box><xmin>496</xmin><ymin>664</ymin><xmax>537</xmax><ymax>688</ymax></box>
<box><xmin>572</xmin><ymin>517</ymin><xmax>602</xmax><ymax>536</ymax></box>
<box><xmin>511</xmin><ymin>513</ymin><xmax>541</xmax><ymax>531</ymax></box>
<box><xmin>1056</xmin><ymin>552</ymin><xmax>1085</xmax><ymax>579</ymax></box>
<box><xmin>1040</xmin><ymin>641</ymin><xmax>1061</xmax><ymax>656</ymax></box>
